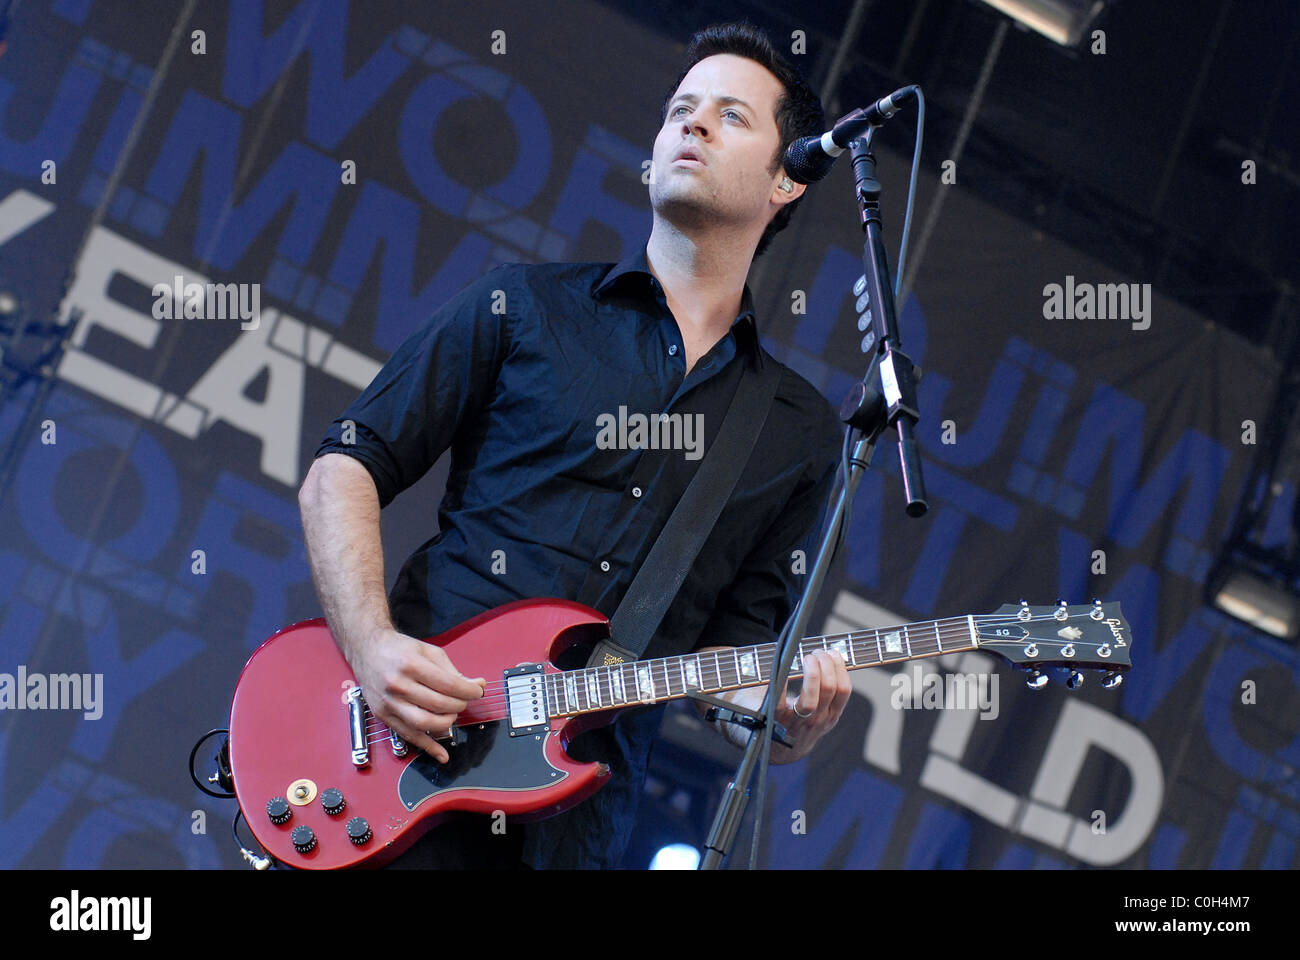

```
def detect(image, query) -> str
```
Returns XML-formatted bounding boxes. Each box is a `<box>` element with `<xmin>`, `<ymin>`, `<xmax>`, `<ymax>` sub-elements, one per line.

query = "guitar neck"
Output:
<box><xmin>544</xmin><ymin>615</ymin><xmax>981</xmax><ymax>718</ymax></box>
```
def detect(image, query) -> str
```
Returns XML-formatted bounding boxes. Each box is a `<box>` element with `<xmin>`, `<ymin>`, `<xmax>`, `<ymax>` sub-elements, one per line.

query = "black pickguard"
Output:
<box><xmin>396</xmin><ymin>721</ymin><xmax>565</xmax><ymax>810</ymax></box>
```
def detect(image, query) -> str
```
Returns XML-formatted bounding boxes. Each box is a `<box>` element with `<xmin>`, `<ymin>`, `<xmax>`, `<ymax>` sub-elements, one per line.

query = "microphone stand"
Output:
<box><xmin>696</xmin><ymin>129</ymin><xmax>927</xmax><ymax>870</ymax></box>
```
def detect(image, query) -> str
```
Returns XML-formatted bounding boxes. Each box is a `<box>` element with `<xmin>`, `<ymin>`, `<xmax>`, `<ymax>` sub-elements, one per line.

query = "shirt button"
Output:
<box><xmin>631</xmin><ymin>486</ymin><xmax>642</xmax><ymax>498</ymax></box>
<box><xmin>668</xmin><ymin>344</ymin><xmax>678</xmax><ymax>356</ymax></box>
<box><xmin>600</xmin><ymin>560</ymin><xmax>611</xmax><ymax>572</ymax></box>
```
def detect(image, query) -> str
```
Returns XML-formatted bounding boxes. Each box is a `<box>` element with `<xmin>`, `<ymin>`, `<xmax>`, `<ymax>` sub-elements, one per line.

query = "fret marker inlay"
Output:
<box><xmin>636</xmin><ymin>665</ymin><xmax>654</xmax><ymax>702</ymax></box>
<box><xmin>565</xmin><ymin>674</ymin><xmax>578</xmax><ymax>711</ymax></box>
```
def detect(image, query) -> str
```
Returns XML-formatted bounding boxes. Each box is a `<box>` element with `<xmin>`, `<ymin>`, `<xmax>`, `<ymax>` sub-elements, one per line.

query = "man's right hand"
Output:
<box><xmin>347</xmin><ymin>627</ymin><xmax>486</xmax><ymax>764</ymax></box>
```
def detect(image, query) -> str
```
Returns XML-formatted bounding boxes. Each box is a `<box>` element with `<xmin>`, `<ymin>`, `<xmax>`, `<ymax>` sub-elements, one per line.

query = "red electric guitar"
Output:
<box><xmin>226</xmin><ymin>597</ymin><xmax>1131</xmax><ymax>868</ymax></box>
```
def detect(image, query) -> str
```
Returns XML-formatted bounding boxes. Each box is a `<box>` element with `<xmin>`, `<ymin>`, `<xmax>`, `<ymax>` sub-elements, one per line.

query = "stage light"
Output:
<box><xmin>649</xmin><ymin>843</ymin><xmax>700</xmax><ymax>870</ymax></box>
<box><xmin>976</xmin><ymin>0</ymin><xmax>1107</xmax><ymax>47</ymax></box>
<box><xmin>1212</xmin><ymin>569</ymin><xmax>1300</xmax><ymax>641</ymax></box>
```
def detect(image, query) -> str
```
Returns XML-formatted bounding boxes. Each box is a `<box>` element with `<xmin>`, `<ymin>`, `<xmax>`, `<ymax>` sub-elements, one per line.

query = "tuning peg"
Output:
<box><xmin>1066</xmin><ymin>670</ymin><xmax>1085</xmax><ymax>689</ymax></box>
<box><xmin>1101</xmin><ymin>672</ymin><xmax>1123</xmax><ymax>690</ymax></box>
<box><xmin>1054</xmin><ymin>599</ymin><xmax>1069</xmax><ymax>621</ymax></box>
<box><xmin>1026</xmin><ymin>670</ymin><xmax>1048</xmax><ymax>691</ymax></box>
<box><xmin>1018</xmin><ymin>599</ymin><xmax>1031</xmax><ymax>621</ymax></box>
<box><xmin>1091</xmin><ymin>598</ymin><xmax>1105</xmax><ymax>620</ymax></box>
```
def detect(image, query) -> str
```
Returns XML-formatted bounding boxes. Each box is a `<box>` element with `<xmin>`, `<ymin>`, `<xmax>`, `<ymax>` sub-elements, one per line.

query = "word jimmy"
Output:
<box><xmin>1041</xmin><ymin>275</ymin><xmax>1151</xmax><ymax>330</ymax></box>
<box><xmin>49</xmin><ymin>890</ymin><xmax>151</xmax><ymax>940</ymax></box>
<box><xmin>595</xmin><ymin>407</ymin><xmax>704</xmax><ymax>460</ymax></box>
<box><xmin>0</xmin><ymin>666</ymin><xmax>103</xmax><ymax>720</ymax></box>
<box><xmin>152</xmin><ymin>274</ymin><xmax>261</xmax><ymax>329</ymax></box>
<box><xmin>888</xmin><ymin>663</ymin><xmax>999</xmax><ymax>720</ymax></box>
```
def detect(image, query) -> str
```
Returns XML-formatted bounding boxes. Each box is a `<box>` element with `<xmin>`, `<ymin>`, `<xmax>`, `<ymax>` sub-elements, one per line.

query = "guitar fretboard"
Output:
<box><xmin>544</xmin><ymin>615</ymin><xmax>979</xmax><ymax>717</ymax></box>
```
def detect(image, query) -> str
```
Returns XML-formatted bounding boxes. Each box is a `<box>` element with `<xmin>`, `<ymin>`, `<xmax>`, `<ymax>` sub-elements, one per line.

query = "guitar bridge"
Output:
<box><xmin>347</xmin><ymin>686</ymin><xmax>369</xmax><ymax>766</ymax></box>
<box><xmin>503</xmin><ymin>663</ymin><xmax>549</xmax><ymax>738</ymax></box>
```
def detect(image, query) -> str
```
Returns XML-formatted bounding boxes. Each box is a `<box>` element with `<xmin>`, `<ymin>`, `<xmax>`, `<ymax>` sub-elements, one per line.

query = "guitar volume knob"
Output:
<box><xmin>346</xmin><ymin>817</ymin><xmax>372</xmax><ymax>845</ymax></box>
<box><xmin>290</xmin><ymin>824</ymin><xmax>317</xmax><ymax>853</ymax></box>
<box><xmin>266</xmin><ymin>797</ymin><xmax>291</xmax><ymax>825</ymax></box>
<box><xmin>321</xmin><ymin>787</ymin><xmax>345</xmax><ymax>816</ymax></box>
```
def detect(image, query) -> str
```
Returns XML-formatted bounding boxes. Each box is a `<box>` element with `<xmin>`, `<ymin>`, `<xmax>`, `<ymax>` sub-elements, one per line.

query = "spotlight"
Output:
<box><xmin>649</xmin><ymin>843</ymin><xmax>700</xmax><ymax>870</ymax></box>
<box><xmin>1212</xmin><ymin>568</ymin><xmax>1300</xmax><ymax>641</ymax></box>
<box><xmin>977</xmin><ymin>0</ymin><xmax>1107</xmax><ymax>47</ymax></box>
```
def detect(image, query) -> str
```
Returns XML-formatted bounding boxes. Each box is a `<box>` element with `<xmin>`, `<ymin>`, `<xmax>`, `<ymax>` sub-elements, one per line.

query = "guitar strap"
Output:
<box><xmin>586</xmin><ymin>357</ymin><xmax>782</xmax><ymax>669</ymax></box>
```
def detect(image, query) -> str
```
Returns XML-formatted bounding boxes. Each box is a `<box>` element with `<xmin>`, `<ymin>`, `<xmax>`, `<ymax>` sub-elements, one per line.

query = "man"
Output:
<box><xmin>299</xmin><ymin>21</ymin><xmax>851</xmax><ymax>869</ymax></box>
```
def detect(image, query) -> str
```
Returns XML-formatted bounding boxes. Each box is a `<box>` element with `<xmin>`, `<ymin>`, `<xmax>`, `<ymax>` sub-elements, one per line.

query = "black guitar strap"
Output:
<box><xmin>586</xmin><ymin>358</ymin><xmax>782</xmax><ymax>668</ymax></box>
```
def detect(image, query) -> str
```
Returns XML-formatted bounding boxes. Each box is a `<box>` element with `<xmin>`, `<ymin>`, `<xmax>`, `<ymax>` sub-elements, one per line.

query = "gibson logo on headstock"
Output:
<box><xmin>1106</xmin><ymin>618</ymin><xmax>1127</xmax><ymax>645</ymax></box>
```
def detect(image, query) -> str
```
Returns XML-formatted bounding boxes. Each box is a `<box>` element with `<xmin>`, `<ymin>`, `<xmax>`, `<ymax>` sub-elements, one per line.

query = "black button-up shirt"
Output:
<box><xmin>314</xmin><ymin>243</ymin><xmax>841</xmax><ymax>868</ymax></box>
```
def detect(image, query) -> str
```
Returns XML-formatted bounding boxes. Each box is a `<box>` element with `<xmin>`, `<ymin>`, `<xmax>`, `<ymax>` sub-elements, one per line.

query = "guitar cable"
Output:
<box><xmin>232</xmin><ymin>809</ymin><xmax>275</xmax><ymax>870</ymax></box>
<box><xmin>192</xmin><ymin>728</ymin><xmax>276</xmax><ymax>867</ymax></box>
<box><xmin>188</xmin><ymin>728</ymin><xmax>236</xmax><ymax>798</ymax></box>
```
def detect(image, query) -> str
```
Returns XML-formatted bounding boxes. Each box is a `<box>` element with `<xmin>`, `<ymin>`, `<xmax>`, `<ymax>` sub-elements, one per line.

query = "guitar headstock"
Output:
<box><xmin>975</xmin><ymin>599</ymin><xmax>1131</xmax><ymax>690</ymax></box>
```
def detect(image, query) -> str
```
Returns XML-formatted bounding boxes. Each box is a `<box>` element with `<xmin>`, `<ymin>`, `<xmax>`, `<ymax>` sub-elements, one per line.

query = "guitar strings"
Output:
<box><xmin>354</xmin><ymin>612</ymin><xmax>1111</xmax><ymax>737</ymax></box>
<box><xmin>357</xmin><ymin>611</ymin><xmax>1094</xmax><ymax>701</ymax></box>
<box><xmin>357</xmin><ymin>612</ymin><xmax>1104</xmax><ymax>709</ymax></box>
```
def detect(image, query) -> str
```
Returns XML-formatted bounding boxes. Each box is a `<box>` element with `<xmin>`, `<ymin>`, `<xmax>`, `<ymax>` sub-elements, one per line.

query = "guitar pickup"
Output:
<box><xmin>503</xmin><ymin>663</ymin><xmax>549</xmax><ymax>738</ymax></box>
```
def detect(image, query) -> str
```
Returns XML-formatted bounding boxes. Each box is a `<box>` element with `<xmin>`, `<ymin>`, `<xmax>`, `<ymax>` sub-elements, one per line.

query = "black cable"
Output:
<box><xmin>189</xmin><ymin>728</ymin><xmax>235</xmax><ymax>798</ymax></box>
<box><xmin>232</xmin><ymin>808</ymin><xmax>277</xmax><ymax>869</ymax></box>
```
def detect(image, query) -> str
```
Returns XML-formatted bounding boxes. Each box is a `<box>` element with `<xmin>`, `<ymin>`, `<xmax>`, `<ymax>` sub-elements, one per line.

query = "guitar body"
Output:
<box><xmin>228</xmin><ymin>598</ymin><xmax>616</xmax><ymax>869</ymax></box>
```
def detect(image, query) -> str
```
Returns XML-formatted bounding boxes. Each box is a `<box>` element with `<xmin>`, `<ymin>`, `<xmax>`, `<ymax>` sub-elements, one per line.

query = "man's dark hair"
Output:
<box><xmin>660</xmin><ymin>20</ymin><xmax>824</xmax><ymax>259</ymax></box>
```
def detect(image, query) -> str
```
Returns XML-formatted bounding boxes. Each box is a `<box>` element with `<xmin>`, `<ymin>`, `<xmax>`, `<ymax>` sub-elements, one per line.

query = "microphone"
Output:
<box><xmin>783</xmin><ymin>86</ymin><xmax>918</xmax><ymax>184</ymax></box>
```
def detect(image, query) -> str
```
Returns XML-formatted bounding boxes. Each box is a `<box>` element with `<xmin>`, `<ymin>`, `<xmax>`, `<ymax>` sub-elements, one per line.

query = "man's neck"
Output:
<box><xmin>644</xmin><ymin>221</ymin><xmax>757</xmax><ymax>344</ymax></box>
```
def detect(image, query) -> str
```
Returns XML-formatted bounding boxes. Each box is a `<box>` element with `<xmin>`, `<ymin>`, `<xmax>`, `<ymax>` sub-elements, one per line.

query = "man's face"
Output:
<box><xmin>650</xmin><ymin>53</ymin><xmax>788</xmax><ymax>235</ymax></box>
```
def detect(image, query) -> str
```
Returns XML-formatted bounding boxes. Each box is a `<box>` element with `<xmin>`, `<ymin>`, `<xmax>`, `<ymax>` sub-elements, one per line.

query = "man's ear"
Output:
<box><xmin>773</xmin><ymin>171</ymin><xmax>806</xmax><ymax>205</ymax></box>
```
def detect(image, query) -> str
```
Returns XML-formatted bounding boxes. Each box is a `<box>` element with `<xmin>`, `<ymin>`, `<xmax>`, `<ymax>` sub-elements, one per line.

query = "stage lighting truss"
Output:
<box><xmin>1205</xmin><ymin>315</ymin><xmax>1300</xmax><ymax>644</ymax></box>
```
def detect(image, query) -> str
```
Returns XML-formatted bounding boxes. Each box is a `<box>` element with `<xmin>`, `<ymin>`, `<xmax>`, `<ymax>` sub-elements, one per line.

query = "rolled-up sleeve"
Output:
<box><xmin>695</xmin><ymin>442</ymin><xmax>840</xmax><ymax>652</ymax></box>
<box><xmin>313</xmin><ymin>266</ymin><xmax>513</xmax><ymax>508</ymax></box>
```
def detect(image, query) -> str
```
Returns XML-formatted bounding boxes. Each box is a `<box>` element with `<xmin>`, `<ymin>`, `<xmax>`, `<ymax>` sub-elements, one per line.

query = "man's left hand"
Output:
<box><xmin>772</xmin><ymin>649</ymin><xmax>852</xmax><ymax>763</ymax></box>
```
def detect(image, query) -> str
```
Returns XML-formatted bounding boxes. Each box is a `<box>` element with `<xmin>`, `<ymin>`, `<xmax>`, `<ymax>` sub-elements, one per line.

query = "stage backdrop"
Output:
<box><xmin>0</xmin><ymin>0</ymin><xmax>1294</xmax><ymax>869</ymax></box>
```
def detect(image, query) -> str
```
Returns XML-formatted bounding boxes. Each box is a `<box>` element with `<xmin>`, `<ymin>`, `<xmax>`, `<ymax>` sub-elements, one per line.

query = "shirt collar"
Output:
<box><xmin>592</xmin><ymin>244</ymin><xmax>765</xmax><ymax>370</ymax></box>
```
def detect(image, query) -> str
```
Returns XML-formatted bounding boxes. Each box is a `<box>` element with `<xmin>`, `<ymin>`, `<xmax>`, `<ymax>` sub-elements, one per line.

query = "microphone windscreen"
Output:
<box><xmin>783</xmin><ymin>137</ymin><xmax>835</xmax><ymax>184</ymax></box>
